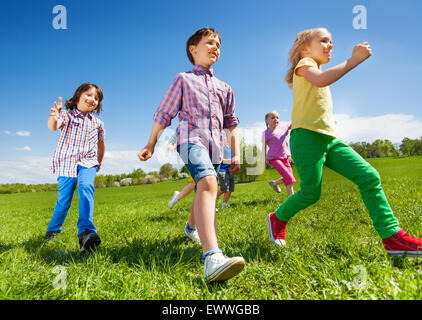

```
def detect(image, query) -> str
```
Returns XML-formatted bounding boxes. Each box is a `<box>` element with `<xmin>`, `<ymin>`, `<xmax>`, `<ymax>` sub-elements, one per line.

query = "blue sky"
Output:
<box><xmin>1</xmin><ymin>0</ymin><xmax>421</xmax><ymax>183</ymax></box>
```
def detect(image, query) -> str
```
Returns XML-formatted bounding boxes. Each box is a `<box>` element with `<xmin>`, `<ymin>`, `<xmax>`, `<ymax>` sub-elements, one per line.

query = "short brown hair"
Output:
<box><xmin>65</xmin><ymin>83</ymin><xmax>104</xmax><ymax>114</ymax></box>
<box><xmin>186</xmin><ymin>27</ymin><xmax>221</xmax><ymax>65</ymax></box>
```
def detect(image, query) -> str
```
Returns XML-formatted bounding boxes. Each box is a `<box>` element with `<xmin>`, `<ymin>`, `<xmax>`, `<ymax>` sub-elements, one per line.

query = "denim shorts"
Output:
<box><xmin>177</xmin><ymin>143</ymin><xmax>220</xmax><ymax>187</ymax></box>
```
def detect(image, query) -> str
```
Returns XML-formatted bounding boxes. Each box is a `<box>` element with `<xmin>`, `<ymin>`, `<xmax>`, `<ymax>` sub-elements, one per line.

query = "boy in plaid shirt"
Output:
<box><xmin>138</xmin><ymin>28</ymin><xmax>245</xmax><ymax>282</ymax></box>
<box><xmin>45</xmin><ymin>83</ymin><xmax>105</xmax><ymax>253</ymax></box>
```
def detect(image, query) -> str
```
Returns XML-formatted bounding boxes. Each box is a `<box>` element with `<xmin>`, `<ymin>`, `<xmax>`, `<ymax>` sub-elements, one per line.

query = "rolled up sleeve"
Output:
<box><xmin>223</xmin><ymin>86</ymin><xmax>239</xmax><ymax>128</ymax></box>
<box><xmin>153</xmin><ymin>74</ymin><xmax>183</xmax><ymax>127</ymax></box>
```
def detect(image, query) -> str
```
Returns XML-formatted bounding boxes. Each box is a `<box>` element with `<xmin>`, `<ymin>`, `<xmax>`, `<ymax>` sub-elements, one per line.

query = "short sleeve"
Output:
<box><xmin>261</xmin><ymin>131</ymin><xmax>267</xmax><ymax>143</ymax></box>
<box><xmin>58</xmin><ymin>111</ymin><xmax>70</xmax><ymax>130</ymax></box>
<box><xmin>153</xmin><ymin>74</ymin><xmax>183</xmax><ymax>127</ymax></box>
<box><xmin>98</xmin><ymin>121</ymin><xmax>105</xmax><ymax>142</ymax></box>
<box><xmin>294</xmin><ymin>57</ymin><xmax>318</xmax><ymax>74</ymax></box>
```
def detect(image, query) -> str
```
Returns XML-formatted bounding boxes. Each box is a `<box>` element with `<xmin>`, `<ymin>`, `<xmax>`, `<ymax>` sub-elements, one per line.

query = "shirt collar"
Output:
<box><xmin>192</xmin><ymin>64</ymin><xmax>214</xmax><ymax>76</ymax></box>
<box><xmin>72</xmin><ymin>108</ymin><xmax>92</xmax><ymax>119</ymax></box>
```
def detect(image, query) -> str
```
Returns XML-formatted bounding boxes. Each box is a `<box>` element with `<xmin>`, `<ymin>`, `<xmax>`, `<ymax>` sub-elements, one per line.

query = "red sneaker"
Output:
<box><xmin>267</xmin><ymin>212</ymin><xmax>287</xmax><ymax>247</ymax></box>
<box><xmin>383</xmin><ymin>229</ymin><xmax>422</xmax><ymax>257</ymax></box>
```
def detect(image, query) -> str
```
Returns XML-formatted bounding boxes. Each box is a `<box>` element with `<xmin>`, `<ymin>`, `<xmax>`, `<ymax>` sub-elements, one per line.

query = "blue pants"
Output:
<box><xmin>47</xmin><ymin>165</ymin><xmax>98</xmax><ymax>237</ymax></box>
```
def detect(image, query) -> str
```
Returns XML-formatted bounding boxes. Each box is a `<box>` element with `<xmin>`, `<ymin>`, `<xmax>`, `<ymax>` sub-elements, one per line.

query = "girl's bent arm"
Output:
<box><xmin>298</xmin><ymin>42</ymin><xmax>372</xmax><ymax>87</ymax></box>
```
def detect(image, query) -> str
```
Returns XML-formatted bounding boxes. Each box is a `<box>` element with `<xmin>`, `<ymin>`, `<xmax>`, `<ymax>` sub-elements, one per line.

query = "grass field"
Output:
<box><xmin>0</xmin><ymin>156</ymin><xmax>421</xmax><ymax>300</ymax></box>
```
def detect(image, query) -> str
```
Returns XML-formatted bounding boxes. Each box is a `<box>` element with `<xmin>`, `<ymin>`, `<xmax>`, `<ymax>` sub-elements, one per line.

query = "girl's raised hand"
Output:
<box><xmin>351</xmin><ymin>42</ymin><xmax>372</xmax><ymax>65</ymax></box>
<box><xmin>50</xmin><ymin>97</ymin><xmax>63</xmax><ymax>120</ymax></box>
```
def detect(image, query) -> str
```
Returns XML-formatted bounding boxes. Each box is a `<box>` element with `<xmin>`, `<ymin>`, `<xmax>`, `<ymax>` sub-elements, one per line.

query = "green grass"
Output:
<box><xmin>0</xmin><ymin>156</ymin><xmax>421</xmax><ymax>300</ymax></box>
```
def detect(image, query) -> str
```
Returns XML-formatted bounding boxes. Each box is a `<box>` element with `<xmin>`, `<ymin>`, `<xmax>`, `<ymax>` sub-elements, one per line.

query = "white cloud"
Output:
<box><xmin>15</xmin><ymin>146</ymin><xmax>31</xmax><ymax>151</ymax></box>
<box><xmin>3</xmin><ymin>130</ymin><xmax>11</xmax><ymax>135</ymax></box>
<box><xmin>0</xmin><ymin>157</ymin><xmax>55</xmax><ymax>184</ymax></box>
<box><xmin>334</xmin><ymin>113</ymin><xmax>422</xmax><ymax>143</ymax></box>
<box><xmin>15</xmin><ymin>131</ymin><xmax>31</xmax><ymax>137</ymax></box>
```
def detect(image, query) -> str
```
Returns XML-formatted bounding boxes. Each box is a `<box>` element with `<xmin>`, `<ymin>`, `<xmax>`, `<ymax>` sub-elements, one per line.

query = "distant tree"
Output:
<box><xmin>180</xmin><ymin>165</ymin><xmax>190</xmax><ymax>174</ymax></box>
<box><xmin>159</xmin><ymin>163</ymin><xmax>176</xmax><ymax>178</ymax></box>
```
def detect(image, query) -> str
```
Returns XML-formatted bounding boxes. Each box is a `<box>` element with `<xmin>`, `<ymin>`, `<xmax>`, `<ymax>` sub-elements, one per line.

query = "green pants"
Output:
<box><xmin>275</xmin><ymin>128</ymin><xmax>399</xmax><ymax>239</ymax></box>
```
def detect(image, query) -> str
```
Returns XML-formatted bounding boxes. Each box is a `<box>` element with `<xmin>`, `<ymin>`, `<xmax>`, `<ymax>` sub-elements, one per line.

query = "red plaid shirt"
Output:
<box><xmin>153</xmin><ymin>65</ymin><xmax>239</xmax><ymax>163</ymax></box>
<box><xmin>50</xmin><ymin>109</ymin><xmax>105</xmax><ymax>177</ymax></box>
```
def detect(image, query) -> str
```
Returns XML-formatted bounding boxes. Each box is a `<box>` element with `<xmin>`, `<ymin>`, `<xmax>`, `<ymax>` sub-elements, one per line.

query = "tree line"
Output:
<box><xmin>349</xmin><ymin>137</ymin><xmax>422</xmax><ymax>158</ymax></box>
<box><xmin>1</xmin><ymin>137</ymin><xmax>420</xmax><ymax>194</ymax></box>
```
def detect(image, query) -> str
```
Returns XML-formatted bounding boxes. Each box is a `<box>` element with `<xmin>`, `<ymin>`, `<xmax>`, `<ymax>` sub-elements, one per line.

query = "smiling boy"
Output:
<box><xmin>138</xmin><ymin>28</ymin><xmax>245</xmax><ymax>282</ymax></box>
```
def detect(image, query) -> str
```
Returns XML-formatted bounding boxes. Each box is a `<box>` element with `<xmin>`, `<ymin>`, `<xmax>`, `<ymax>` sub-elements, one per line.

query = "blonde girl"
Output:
<box><xmin>267</xmin><ymin>28</ymin><xmax>422</xmax><ymax>256</ymax></box>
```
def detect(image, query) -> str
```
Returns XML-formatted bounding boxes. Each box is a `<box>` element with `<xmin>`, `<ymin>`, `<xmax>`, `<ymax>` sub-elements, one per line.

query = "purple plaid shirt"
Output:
<box><xmin>153</xmin><ymin>65</ymin><xmax>239</xmax><ymax>164</ymax></box>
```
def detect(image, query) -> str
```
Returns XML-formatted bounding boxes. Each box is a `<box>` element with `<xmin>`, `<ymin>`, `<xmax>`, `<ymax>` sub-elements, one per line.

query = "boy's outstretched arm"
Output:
<box><xmin>138</xmin><ymin>122</ymin><xmax>166</xmax><ymax>161</ymax></box>
<box><xmin>298</xmin><ymin>42</ymin><xmax>372</xmax><ymax>88</ymax></box>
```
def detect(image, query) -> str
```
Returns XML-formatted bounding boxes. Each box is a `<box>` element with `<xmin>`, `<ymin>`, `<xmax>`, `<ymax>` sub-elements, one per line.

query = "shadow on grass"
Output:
<box><xmin>21</xmin><ymin>234</ymin><xmax>88</xmax><ymax>265</ymax></box>
<box><xmin>0</xmin><ymin>243</ymin><xmax>14</xmax><ymax>254</ymax></box>
<box><xmin>21</xmin><ymin>232</ymin><xmax>204</xmax><ymax>274</ymax></box>
<box><xmin>107</xmin><ymin>234</ymin><xmax>202</xmax><ymax>269</ymax></box>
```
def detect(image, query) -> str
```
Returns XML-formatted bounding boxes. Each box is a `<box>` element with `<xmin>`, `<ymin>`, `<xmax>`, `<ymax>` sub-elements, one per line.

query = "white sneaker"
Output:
<box><xmin>185</xmin><ymin>228</ymin><xmax>201</xmax><ymax>244</ymax></box>
<box><xmin>168</xmin><ymin>191</ymin><xmax>180</xmax><ymax>209</ymax></box>
<box><xmin>221</xmin><ymin>202</ymin><xmax>230</xmax><ymax>208</ymax></box>
<box><xmin>269</xmin><ymin>181</ymin><xmax>281</xmax><ymax>193</ymax></box>
<box><xmin>204</xmin><ymin>253</ymin><xmax>245</xmax><ymax>282</ymax></box>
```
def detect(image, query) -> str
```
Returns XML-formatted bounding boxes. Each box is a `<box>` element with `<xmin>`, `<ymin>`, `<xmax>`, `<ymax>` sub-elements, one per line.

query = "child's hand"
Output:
<box><xmin>138</xmin><ymin>144</ymin><xmax>154</xmax><ymax>161</ymax></box>
<box><xmin>229</xmin><ymin>156</ymin><xmax>240</xmax><ymax>174</ymax></box>
<box><xmin>351</xmin><ymin>42</ymin><xmax>372</xmax><ymax>65</ymax></box>
<box><xmin>49</xmin><ymin>97</ymin><xmax>63</xmax><ymax>121</ymax></box>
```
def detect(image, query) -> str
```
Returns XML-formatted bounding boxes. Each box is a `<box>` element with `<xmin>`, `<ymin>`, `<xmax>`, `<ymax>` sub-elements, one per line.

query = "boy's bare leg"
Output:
<box><xmin>223</xmin><ymin>191</ymin><xmax>231</xmax><ymax>203</ymax></box>
<box><xmin>177</xmin><ymin>183</ymin><xmax>195</xmax><ymax>200</ymax></box>
<box><xmin>188</xmin><ymin>198</ymin><xmax>195</xmax><ymax>227</ymax></box>
<box><xmin>194</xmin><ymin>176</ymin><xmax>219</xmax><ymax>252</ymax></box>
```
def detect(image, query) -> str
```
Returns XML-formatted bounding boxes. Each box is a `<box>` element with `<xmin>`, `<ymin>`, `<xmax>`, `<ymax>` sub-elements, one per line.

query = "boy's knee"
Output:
<box><xmin>197</xmin><ymin>175</ymin><xmax>218</xmax><ymax>192</ymax></box>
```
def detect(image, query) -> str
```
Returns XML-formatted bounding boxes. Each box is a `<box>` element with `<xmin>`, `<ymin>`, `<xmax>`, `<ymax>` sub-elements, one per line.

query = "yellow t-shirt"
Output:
<box><xmin>292</xmin><ymin>57</ymin><xmax>337</xmax><ymax>137</ymax></box>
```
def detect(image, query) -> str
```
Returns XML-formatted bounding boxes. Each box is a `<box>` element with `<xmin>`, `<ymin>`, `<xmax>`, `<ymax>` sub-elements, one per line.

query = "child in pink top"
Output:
<box><xmin>262</xmin><ymin>111</ymin><xmax>296</xmax><ymax>196</ymax></box>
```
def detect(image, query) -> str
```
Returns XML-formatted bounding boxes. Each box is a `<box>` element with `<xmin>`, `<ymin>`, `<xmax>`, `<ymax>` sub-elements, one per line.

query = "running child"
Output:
<box><xmin>45</xmin><ymin>83</ymin><xmax>105</xmax><ymax>253</ymax></box>
<box><xmin>138</xmin><ymin>28</ymin><xmax>245</xmax><ymax>282</ymax></box>
<box><xmin>262</xmin><ymin>111</ymin><xmax>296</xmax><ymax>197</ymax></box>
<box><xmin>267</xmin><ymin>27</ymin><xmax>422</xmax><ymax>256</ymax></box>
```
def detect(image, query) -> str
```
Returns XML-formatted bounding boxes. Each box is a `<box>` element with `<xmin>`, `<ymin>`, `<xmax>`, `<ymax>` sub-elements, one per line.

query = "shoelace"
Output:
<box><xmin>209</xmin><ymin>253</ymin><xmax>228</xmax><ymax>264</ymax></box>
